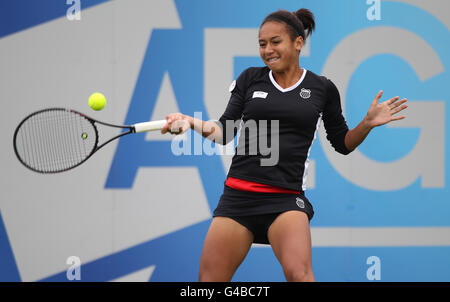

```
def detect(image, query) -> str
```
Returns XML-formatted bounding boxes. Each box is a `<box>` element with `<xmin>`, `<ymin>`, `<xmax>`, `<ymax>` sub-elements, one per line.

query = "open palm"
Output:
<box><xmin>365</xmin><ymin>90</ymin><xmax>408</xmax><ymax>128</ymax></box>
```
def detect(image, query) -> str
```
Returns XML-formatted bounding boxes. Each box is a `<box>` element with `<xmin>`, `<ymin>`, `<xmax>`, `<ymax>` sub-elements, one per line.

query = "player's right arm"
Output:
<box><xmin>162</xmin><ymin>68</ymin><xmax>250</xmax><ymax>144</ymax></box>
<box><xmin>161</xmin><ymin>113</ymin><xmax>224</xmax><ymax>143</ymax></box>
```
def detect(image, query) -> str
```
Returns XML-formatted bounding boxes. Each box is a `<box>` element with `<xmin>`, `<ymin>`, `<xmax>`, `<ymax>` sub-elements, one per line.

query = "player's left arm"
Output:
<box><xmin>344</xmin><ymin>90</ymin><xmax>408</xmax><ymax>152</ymax></box>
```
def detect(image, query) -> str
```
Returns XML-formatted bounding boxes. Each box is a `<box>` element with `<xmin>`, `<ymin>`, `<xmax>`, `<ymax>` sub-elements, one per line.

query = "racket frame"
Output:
<box><xmin>12</xmin><ymin>108</ymin><xmax>156</xmax><ymax>174</ymax></box>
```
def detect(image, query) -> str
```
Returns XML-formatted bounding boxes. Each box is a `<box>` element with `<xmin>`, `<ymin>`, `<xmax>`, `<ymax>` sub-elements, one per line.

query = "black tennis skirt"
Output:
<box><xmin>213</xmin><ymin>184</ymin><xmax>314</xmax><ymax>220</ymax></box>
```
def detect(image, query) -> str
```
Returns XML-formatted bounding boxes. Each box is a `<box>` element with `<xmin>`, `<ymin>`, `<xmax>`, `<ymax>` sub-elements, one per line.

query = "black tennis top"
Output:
<box><xmin>215</xmin><ymin>66</ymin><xmax>352</xmax><ymax>192</ymax></box>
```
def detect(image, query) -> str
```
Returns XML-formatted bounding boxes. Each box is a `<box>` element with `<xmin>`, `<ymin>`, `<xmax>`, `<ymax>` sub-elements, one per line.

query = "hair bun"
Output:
<box><xmin>293</xmin><ymin>8</ymin><xmax>315</xmax><ymax>38</ymax></box>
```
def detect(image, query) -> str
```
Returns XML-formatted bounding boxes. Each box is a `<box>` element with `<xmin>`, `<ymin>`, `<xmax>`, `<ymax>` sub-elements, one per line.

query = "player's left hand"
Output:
<box><xmin>364</xmin><ymin>90</ymin><xmax>408</xmax><ymax>128</ymax></box>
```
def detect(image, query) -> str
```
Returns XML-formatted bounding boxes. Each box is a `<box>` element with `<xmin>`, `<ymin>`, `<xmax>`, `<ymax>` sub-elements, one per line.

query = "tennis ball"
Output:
<box><xmin>88</xmin><ymin>92</ymin><xmax>106</xmax><ymax>111</ymax></box>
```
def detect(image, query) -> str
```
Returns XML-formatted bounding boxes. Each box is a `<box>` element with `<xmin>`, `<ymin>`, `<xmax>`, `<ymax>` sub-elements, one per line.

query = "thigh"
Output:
<box><xmin>267</xmin><ymin>211</ymin><xmax>314</xmax><ymax>281</ymax></box>
<box><xmin>199</xmin><ymin>216</ymin><xmax>254</xmax><ymax>282</ymax></box>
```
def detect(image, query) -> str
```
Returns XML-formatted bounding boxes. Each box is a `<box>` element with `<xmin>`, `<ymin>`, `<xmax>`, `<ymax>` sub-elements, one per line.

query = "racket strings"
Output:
<box><xmin>14</xmin><ymin>109</ymin><xmax>97</xmax><ymax>173</ymax></box>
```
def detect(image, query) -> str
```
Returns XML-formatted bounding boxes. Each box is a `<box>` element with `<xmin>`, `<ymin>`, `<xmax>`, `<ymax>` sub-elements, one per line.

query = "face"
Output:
<box><xmin>258</xmin><ymin>21</ymin><xmax>303</xmax><ymax>72</ymax></box>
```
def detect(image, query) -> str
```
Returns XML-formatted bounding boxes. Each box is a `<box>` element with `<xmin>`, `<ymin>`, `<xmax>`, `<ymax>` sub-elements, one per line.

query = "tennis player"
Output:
<box><xmin>161</xmin><ymin>8</ymin><xmax>407</xmax><ymax>282</ymax></box>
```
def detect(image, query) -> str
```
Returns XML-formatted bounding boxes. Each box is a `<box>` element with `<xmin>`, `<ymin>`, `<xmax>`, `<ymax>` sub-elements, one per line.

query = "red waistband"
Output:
<box><xmin>225</xmin><ymin>177</ymin><xmax>301</xmax><ymax>194</ymax></box>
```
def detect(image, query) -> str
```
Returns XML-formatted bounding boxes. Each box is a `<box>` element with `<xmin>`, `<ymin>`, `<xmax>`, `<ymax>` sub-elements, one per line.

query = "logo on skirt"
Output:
<box><xmin>296</xmin><ymin>197</ymin><xmax>305</xmax><ymax>208</ymax></box>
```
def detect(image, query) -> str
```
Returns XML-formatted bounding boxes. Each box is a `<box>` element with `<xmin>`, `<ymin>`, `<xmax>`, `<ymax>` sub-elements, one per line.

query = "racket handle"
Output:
<box><xmin>134</xmin><ymin>120</ymin><xmax>167</xmax><ymax>133</ymax></box>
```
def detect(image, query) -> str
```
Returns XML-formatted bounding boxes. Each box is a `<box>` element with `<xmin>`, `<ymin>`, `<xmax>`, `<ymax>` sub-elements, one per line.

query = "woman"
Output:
<box><xmin>161</xmin><ymin>8</ymin><xmax>407</xmax><ymax>282</ymax></box>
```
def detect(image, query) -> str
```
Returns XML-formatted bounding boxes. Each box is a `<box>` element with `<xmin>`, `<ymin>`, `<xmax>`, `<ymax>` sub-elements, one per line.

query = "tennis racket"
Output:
<box><xmin>13</xmin><ymin>108</ymin><xmax>168</xmax><ymax>173</ymax></box>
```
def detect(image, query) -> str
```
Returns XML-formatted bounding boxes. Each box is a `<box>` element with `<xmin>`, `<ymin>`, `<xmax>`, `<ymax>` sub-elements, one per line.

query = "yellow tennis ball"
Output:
<box><xmin>88</xmin><ymin>92</ymin><xmax>106</xmax><ymax>111</ymax></box>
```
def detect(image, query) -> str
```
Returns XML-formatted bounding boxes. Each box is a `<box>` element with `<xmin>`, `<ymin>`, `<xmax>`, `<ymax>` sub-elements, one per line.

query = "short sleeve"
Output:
<box><xmin>322</xmin><ymin>79</ymin><xmax>351</xmax><ymax>155</ymax></box>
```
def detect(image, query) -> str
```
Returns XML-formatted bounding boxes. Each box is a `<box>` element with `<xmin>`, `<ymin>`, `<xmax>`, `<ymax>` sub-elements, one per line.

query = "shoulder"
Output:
<box><xmin>307</xmin><ymin>70</ymin><xmax>340</xmax><ymax>97</ymax></box>
<box><xmin>237</xmin><ymin>66</ymin><xmax>270</xmax><ymax>81</ymax></box>
<box><xmin>305</xmin><ymin>69</ymin><xmax>333</xmax><ymax>87</ymax></box>
<box><xmin>230</xmin><ymin>66</ymin><xmax>269</xmax><ymax>93</ymax></box>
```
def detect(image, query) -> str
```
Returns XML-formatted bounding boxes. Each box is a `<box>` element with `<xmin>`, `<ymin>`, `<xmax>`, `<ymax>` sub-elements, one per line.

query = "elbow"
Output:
<box><xmin>338</xmin><ymin>142</ymin><xmax>353</xmax><ymax>155</ymax></box>
<box><xmin>340</xmin><ymin>147</ymin><xmax>353</xmax><ymax>155</ymax></box>
<box><xmin>332</xmin><ymin>145</ymin><xmax>353</xmax><ymax>155</ymax></box>
<box><xmin>329</xmin><ymin>133</ymin><xmax>353</xmax><ymax>155</ymax></box>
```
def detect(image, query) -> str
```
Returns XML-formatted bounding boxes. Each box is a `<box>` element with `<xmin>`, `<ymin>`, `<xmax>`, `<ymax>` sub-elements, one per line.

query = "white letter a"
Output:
<box><xmin>366</xmin><ymin>256</ymin><xmax>381</xmax><ymax>280</ymax></box>
<box><xmin>66</xmin><ymin>0</ymin><xmax>81</xmax><ymax>21</ymax></box>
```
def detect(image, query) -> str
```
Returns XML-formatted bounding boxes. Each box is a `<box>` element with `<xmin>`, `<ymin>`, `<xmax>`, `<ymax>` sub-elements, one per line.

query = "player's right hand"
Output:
<box><xmin>161</xmin><ymin>113</ymin><xmax>192</xmax><ymax>135</ymax></box>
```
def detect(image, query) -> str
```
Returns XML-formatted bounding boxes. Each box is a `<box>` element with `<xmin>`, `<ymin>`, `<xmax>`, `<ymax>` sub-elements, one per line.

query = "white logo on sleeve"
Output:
<box><xmin>300</xmin><ymin>88</ymin><xmax>311</xmax><ymax>99</ymax></box>
<box><xmin>229</xmin><ymin>80</ymin><xmax>236</xmax><ymax>92</ymax></box>
<box><xmin>296</xmin><ymin>197</ymin><xmax>305</xmax><ymax>208</ymax></box>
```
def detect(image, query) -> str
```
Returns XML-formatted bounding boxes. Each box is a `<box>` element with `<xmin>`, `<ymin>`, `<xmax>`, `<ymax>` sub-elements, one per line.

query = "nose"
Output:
<box><xmin>264</xmin><ymin>44</ymin><xmax>274</xmax><ymax>56</ymax></box>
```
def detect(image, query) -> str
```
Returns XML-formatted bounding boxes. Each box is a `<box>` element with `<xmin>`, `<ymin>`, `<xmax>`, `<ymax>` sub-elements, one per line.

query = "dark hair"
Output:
<box><xmin>261</xmin><ymin>8</ymin><xmax>315</xmax><ymax>42</ymax></box>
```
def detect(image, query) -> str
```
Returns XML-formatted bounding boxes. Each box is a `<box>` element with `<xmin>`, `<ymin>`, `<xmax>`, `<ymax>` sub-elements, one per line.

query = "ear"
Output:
<box><xmin>295</xmin><ymin>36</ymin><xmax>304</xmax><ymax>52</ymax></box>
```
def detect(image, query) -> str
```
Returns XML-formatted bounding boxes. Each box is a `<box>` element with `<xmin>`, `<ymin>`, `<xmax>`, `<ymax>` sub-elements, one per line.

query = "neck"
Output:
<box><xmin>272</xmin><ymin>64</ymin><xmax>303</xmax><ymax>89</ymax></box>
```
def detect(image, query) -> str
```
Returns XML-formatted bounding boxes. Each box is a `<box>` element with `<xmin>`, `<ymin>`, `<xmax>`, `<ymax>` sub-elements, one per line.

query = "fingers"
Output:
<box><xmin>387</xmin><ymin>96</ymin><xmax>400</xmax><ymax>105</ymax></box>
<box><xmin>388</xmin><ymin>97</ymin><xmax>407</xmax><ymax>111</ymax></box>
<box><xmin>161</xmin><ymin>125</ymin><xmax>180</xmax><ymax>135</ymax></box>
<box><xmin>170</xmin><ymin>119</ymin><xmax>190</xmax><ymax>134</ymax></box>
<box><xmin>372</xmin><ymin>90</ymin><xmax>383</xmax><ymax>104</ymax></box>
<box><xmin>160</xmin><ymin>124</ymin><xmax>169</xmax><ymax>134</ymax></box>
<box><xmin>387</xmin><ymin>96</ymin><xmax>408</xmax><ymax>107</ymax></box>
<box><xmin>161</xmin><ymin>113</ymin><xmax>189</xmax><ymax>135</ymax></box>
<box><xmin>391</xmin><ymin>115</ymin><xmax>406</xmax><ymax>122</ymax></box>
<box><xmin>166</xmin><ymin>113</ymin><xmax>184</xmax><ymax>124</ymax></box>
<box><xmin>388</xmin><ymin>97</ymin><xmax>407</xmax><ymax>122</ymax></box>
<box><xmin>391</xmin><ymin>102</ymin><xmax>408</xmax><ymax>115</ymax></box>
<box><xmin>375</xmin><ymin>91</ymin><xmax>407</xmax><ymax>109</ymax></box>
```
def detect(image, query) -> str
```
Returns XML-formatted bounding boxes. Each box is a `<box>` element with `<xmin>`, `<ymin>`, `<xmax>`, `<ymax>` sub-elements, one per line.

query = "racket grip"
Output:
<box><xmin>134</xmin><ymin>120</ymin><xmax>167</xmax><ymax>133</ymax></box>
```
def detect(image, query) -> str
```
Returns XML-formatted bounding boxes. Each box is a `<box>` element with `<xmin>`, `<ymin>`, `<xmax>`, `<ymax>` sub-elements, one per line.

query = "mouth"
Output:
<box><xmin>266</xmin><ymin>57</ymin><xmax>280</xmax><ymax>64</ymax></box>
